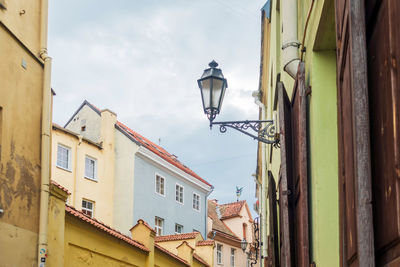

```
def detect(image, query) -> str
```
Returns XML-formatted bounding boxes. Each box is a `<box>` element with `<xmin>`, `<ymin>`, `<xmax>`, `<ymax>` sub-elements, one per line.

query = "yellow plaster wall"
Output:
<box><xmin>64</xmin><ymin>215</ymin><xmax>147</xmax><ymax>267</ymax></box>
<box><xmin>0</xmin><ymin>1</ymin><xmax>46</xmax><ymax>265</ymax></box>
<box><xmin>154</xmin><ymin>249</ymin><xmax>188</xmax><ymax>267</ymax></box>
<box><xmin>51</xmin><ymin>125</ymin><xmax>115</xmax><ymax>226</ymax></box>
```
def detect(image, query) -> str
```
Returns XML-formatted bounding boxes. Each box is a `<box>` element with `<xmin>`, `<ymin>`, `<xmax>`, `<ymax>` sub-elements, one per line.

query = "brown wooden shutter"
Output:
<box><xmin>335</xmin><ymin>0</ymin><xmax>375</xmax><ymax>266</ymax></box>
<box><xmin>268</xmin><ymin>171</ymin><xmax>279</xmax><ymax>267</ymax></box>
<box><xmin>290</xmin><ymin>62</ymin><xmax>309</xmax><ymax>267</ymax></box>
<box><xmin>278</xmin><ymin>81</ymin><xmax>295</xmax><ymax>267</ymax></box>
<box><xmin>366</xmin><ymin>0</ymin><xmax>400</xmax><ymax>265</ymax></box>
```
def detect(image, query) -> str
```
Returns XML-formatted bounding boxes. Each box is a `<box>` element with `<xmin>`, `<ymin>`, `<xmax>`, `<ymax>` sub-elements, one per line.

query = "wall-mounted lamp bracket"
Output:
<box><xmin>210</xmin><ymin>120</ymin><xmax>280</xmax><ymax>147</ymax></box>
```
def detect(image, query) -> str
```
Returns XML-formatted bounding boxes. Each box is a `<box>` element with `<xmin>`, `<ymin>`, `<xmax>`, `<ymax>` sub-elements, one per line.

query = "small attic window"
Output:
<box><xmin>81</xmin><ymin>119</ymin><xmax>86</xmax><ymax>131</ymax></box>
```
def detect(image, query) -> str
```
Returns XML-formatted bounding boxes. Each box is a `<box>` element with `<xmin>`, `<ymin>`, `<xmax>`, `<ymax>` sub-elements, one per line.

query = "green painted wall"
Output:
<box><xmin>309</xmin><ymin>50</ymin><xmax>339</xmax><ymax>266</ymax></box>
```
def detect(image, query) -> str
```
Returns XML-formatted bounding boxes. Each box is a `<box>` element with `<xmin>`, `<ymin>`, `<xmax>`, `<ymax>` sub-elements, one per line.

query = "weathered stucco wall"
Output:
<box><xmin>113</xmin><ymin>129</ymin><xmax>139</xmax><ymax>234</ymax></box>
<box><xmin>0</xmin><ymin>1</ymin><xmax>45</xmax><ymax>265</ymax></box>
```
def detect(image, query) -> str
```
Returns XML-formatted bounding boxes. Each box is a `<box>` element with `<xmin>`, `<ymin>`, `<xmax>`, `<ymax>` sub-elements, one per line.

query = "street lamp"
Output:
<box><xmin>241</xmin><ymin>238</ymin><xmax>248</xmax><ymax>252</ymax></box>
<box><xmin>197</xmin><ymin>60</ymin><xmax>279</xmax><ymax>145</ymax></box>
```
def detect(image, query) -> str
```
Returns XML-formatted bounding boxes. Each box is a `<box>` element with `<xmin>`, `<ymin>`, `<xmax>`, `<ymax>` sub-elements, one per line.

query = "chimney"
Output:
<box><xmin>176</xmin><ymin>241</ymin><xmax>194</xmax><ymax>266</ymax></box>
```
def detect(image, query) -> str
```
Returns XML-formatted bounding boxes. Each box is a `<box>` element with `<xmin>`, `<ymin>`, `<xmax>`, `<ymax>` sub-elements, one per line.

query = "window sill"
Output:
<box><xmin>84</xmin><ymin>176</ymin><xmax>98</xmax><ymax>182</ymax></box>
<box><xmin>155</xmin><ymin>192</ymin><xmax>166</xmax><ymax>197</ymax></box>
<box><xmin>56</xmin><ymin>165</ymin><xmax>72</xmax><ymax>172</ymax></box>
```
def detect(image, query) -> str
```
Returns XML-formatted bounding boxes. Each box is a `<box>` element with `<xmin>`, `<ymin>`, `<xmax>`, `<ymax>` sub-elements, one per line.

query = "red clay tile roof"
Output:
<box><xmin>196</xmin><ymin>240</ymin><xmax>215</xmax><ymax>246</ymax></box>
<box><xmin>207</xmin><ymin>200</ymin><xmax>241</xmax><ymax>241</ymax></box>
<box><xmin>130</xmin><ymin>219</ymin><xmax>156</xmax><ymax>234</ymax></box>
<box><xmin>51</xmin><ymin>180</ymin><xmax>71</xmax><ymax>195</ymax></box>
<box><xmin>65</xmin><ymin>205</ymin><xmax>149</xmax><ymax>252</ymax></box>
<box><xmin>155</xmin><ymin>244</ymin><xmax>190</xmax><ymax>266</ymax></box>
<box><xmin>219</xmin><ymin>200</ymin><xmax>245</xmax><ymax>220</ymax></box>
<box><xmin>116</xmin><ymin>121</ymin><xmax>212</xmax><ymax>187</ymax></box>
<box><xmin>193</xmin><ymin>253</ymin><xmax>210</xmax><ymax>267</ymax></box>
<box><xmin>155</xmin><ymin>232</ymin><xmax>200</xmax><ymax>242</ymax></box>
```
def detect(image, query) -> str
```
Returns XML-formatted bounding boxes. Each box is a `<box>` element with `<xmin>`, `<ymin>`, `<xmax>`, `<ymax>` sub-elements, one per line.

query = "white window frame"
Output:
<box><xmin>82</xmin><ymin>199</ymin><xmax>94</xmax><ymax>218</ymax></box>
<box><xmin>230</xmin><ymin>248</ymin><xmax>236</xmax><ymax>267</ymax></box>
<box><xmin>217</xmin><ymin>244</ymin><xmax>223</xmax><ymax>264</ymax></box>
<box><xmin>155</xmin><ymin>174</ymin><xmax>165</xmax><ymax>196</ymax></box>
<box><xmin>84</xmin><ymin>155</ymin><xmax>98</xmax><ymax>181</ymax></box>
<box><xmin>175</xmin><ymin>223</ymin><xmax>183</xmax><ymax>234</ymax></box>
<box><xmin>192</xmin><ymin>192</ymin><xmax>200</xmax><ymax>211</ymax></box>
<box><xmin>56</xmin><ymin>143</ymin><xmax>72</xmax><ymax>171</ymax></box>
<box><xmin>175</xmin><ymin>183</ymin><xmax>184</xmax><ymax>204</ymax></box>
<box><xmin>155</xmin><ymin>216</ymin><xmax>164</xmax><ymax>236</ymax></box>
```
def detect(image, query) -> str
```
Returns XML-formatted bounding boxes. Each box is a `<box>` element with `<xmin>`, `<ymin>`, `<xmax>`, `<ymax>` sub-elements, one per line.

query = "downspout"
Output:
<box><xmin>282</xmin><ymin>0</ymin><xmax>300</xmax><ymax>79</ymax></box>
<box><xmin>205</xmin><ymin>186</ymin><xmax>214</xmax><ymax>237</ymax></box>
<box><xmin>38</xmin><ymin>0</ymin><xmax>52</xmax><ymax>265</ymax></box>
<box><xmin>252</xmin><ymin>90</ymin><xmax>267</xmax><ymax>266</ymax></box>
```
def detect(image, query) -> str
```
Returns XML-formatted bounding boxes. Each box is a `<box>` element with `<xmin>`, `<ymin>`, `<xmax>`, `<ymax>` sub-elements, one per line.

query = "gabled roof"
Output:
<box><xmin>207</xmin><ymin>200</ymin><xmax>241</xmax><ymax>242</ymax></box>
<box><xmin>64</xmin><ymin>100</ymin><xmax>101</xmax><ymax>127</ymax></box>
<box><xmin>219</xmin><ymin>200</ymin><xmax>246</xmax><ymax>220</ymax></box>
<box><xmin>155</xmin><ymin>232</ymin><xmax>200</xmax><ymax>242</ymax></box>
<box><xmin>51</xmin><ymin>180</ymin><xmax>70</xmax><ymax>195</ymax></box>
<box><xmin>66</xmin><ymin>100</ymin><xmax>212</xmax><ymax>188</ymax></box>
<box><xmin>65</xmin><ymin>205</ymin><xmax>149</xmax><ymax>252</ymax></box>
<box><xmin>116</xmin><ymin>121</ymin><xmax>212</xmax><ymax>188</ymax></box>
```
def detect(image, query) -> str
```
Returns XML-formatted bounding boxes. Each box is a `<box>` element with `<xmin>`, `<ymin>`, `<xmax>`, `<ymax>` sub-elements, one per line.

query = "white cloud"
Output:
<box><xmin>49</xmin><ymin>0</ymin><xmax>267</xmax><ymax>210</ymax></box>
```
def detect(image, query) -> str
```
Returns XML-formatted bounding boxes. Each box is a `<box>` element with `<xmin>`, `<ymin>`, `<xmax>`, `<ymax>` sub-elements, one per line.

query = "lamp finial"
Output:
<box><xmin>209</xmin><ymin>60</ymin><xmax>218</xmax><ymax>68</ymax></box>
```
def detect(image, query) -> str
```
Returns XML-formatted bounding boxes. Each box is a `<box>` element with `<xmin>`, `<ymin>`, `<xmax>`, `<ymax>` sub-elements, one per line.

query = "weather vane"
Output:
<box><xmin>236</xmin><ymin>186</ymin><xmax>244</xmax><ymax>202</ymax></box>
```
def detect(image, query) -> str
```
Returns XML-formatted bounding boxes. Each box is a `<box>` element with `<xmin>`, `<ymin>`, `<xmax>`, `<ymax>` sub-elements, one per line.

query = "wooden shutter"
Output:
<box><xmin>335</xmin><ymin>0</ymin><xmax>375</xmax><ymax>266</ymax></box>
<box><xmin>366</xmin><ymin>0</ymin><xmax>400</xmax><ymax>265</ymax></box>
<box><xmin>290</xmin><ymin>62</ymin><xmax>309</xmax><ymax>267</ymax></box>
<box><xmin>268</xmin><ymin>171</ymin><xmax>279</xmax><ymax>267</ymax></box>
<box><xmin>278</xmin><ymin>81</ymin><xmax>295</xmax><ymax>267</ymax></box>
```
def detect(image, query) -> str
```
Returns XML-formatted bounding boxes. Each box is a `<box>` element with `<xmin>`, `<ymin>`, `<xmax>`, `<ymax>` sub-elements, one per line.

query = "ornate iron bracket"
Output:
<box><xmin>210</xmin><ymin>120</ymin><xmax>280</xmax><ymax>146</ymax></box>
<box><xmin>249</xmin><ymin>217</ymin><xmax>260</xmax><ymax>267</ymax></box>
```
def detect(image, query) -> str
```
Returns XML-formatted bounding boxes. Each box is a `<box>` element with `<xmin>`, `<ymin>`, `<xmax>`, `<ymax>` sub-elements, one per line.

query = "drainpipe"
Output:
<box><xmin>252</xmin><ymin>90</ymin><xmax>267</xmax><ymax>266</ymax></box>
<box><xmin>282</xmin><ymin>0</ymin><xmax>300</xmax><ymax>79</ymax></box>
<box><xmin>205</xmin><ymin>186</ymin><xmax>214</xmax><ymax>237</ymax></box>
<box><xmin>38</xmin><ymin>0</ymin><xmax>52</xmax><ymax>265</ymax></box>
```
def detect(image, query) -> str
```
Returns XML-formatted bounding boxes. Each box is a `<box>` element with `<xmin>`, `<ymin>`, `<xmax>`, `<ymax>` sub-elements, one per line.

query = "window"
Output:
<box><xmin>192</xmin><ymin>193</ymin><xmax>200</xmax><ymax>211</ymax></box>
<box><xmin>155</xmin><ymin>174</ymin><xmax>165</xmax><ymax>196</ymax></box>
<box><xmin>175</xmin><ymin>184</ymin><xmax>183</xmax><ymax>204</ymax></box>
<box><xmin>57</xmin><ymin>144</ymin><xmax>71</xmax><ymax>171</ymax></box>
<box><xmin>85</xmin><ymin>155</ymin><xmax>97</xmax><ymax>180</ymax></box>
<box><xmin>175</xmin><ymin>223</ymin><xmax>183</xmax><ymax>234</ymax></box>
<box><xmin>230</xmin><ymin>248</ymin><xmax>235</xmax><ymax>267</ymax></box>
<box><xmin>82</xmin><ymin>199</ymin><xmax>94</xmax><ymax>218</ymax></box>
<box><xmin>155</xmin><ymin>217</ymin><xmax>164</xmax><ymax>236</ymax></box>
<box><xmin>217</xmin><ymin>244</ymin><xmax>223</xmax><ymax>264</ymax></box>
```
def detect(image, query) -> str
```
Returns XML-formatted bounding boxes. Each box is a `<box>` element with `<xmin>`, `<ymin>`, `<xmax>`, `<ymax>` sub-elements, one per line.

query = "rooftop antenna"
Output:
<box><xmin>236</xmin><ymin>186</ymin><xmax>244</xmax><ymax>202</ymax></box>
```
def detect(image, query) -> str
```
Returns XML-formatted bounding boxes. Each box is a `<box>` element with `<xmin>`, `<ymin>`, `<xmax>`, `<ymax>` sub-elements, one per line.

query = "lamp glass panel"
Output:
<box><xmin>211</xmin><ymin>78</ymin><xmax>223</xmax><ymax>109</ymax></box>
<box><xmin>200</xmin><ymin>79</ymin><xmax>211</xmax><ymax>110</ymax></box>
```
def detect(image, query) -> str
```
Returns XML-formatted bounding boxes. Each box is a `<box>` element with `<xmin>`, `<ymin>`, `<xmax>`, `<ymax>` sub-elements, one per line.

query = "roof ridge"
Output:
<box><xmin>116</xmin><ymin>121</ymin><xmax>212</xmax><ymax>188</ymax></box>
<box><xmin>65</xmin><ymin>205</ymin><xmax>149</xmax><ymax>252</ymax></box>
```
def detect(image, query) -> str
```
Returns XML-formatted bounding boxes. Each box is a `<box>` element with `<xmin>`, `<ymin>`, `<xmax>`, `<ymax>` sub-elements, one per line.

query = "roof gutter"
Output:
<box><xmin>282</xmin><ymin>0</ymin><xmax>300</xmax><ymax>79</ymax></box>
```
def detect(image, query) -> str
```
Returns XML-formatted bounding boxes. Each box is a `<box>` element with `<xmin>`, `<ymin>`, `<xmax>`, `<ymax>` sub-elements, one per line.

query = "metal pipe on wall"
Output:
<box><xmin>38</xmin><ymin>0</ymin><xmax>52</xmax><ymax>265</ymax></box>
<box><xmin>282</xmin><ymin>0</ymin><xmax>300</xmax><ymax>79</ymax></box>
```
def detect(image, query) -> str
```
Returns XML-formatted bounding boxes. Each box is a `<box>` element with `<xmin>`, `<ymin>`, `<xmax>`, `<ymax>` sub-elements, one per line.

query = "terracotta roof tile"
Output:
<box><xmin>207</xmin><ymin>200</ymin><xmax>241</xmax><ymax>241</ymax></box>
<box><xmin>51</xmin><ymin>180</ymin><xmax>71</xmax><ymax>195</ymax></box>
<box><xmin>219</xmin><ymin>200</ymin><xmax>245</xmax><ymax>219</ymax></box>
<box><xmin>155</xmin><ymin>232</ymin><xmax>200</xmax><ymax>242</ymax></box>
<box><xmin>65</xmin><ymin>205</ymin><xmax>149</xmax><ymax>252</ymax></box>
<box><xmin>196</xmin><ymin>240</ymin><xmax>215</xmax><ymax>246</ymax></box>
<box><xmin>193</xmin><ymin>253</ymin><xmax>210</xmax><ymax>267</ymax></box>
<box><xmin>115</xmin><ymin>121</ymin><xmax>211</xmax><ymax>187</ymax></box>
<box><xmin>155</xmin><ymin>244</ymin><xmax>190</xmax><ymax>266</ymax></box>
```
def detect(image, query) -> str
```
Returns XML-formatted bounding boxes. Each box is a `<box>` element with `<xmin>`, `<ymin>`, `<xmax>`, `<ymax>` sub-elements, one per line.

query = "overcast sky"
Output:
<box><xmin>49</xmin><ymin>0</ymin><xmax>266</xmax><ymax>215</ymax></box>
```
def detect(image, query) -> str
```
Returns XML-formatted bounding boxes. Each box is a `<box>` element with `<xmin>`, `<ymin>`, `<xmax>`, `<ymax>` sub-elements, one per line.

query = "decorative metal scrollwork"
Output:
<box><xmin>248</xmin><ymin>217</ymin><xmax>260</xmax><ymax>267</ymax></box>
<box><xmin>211</xmin><ymin>120</ymin><xmax>280</xmax><ymax>146</ymax></box>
